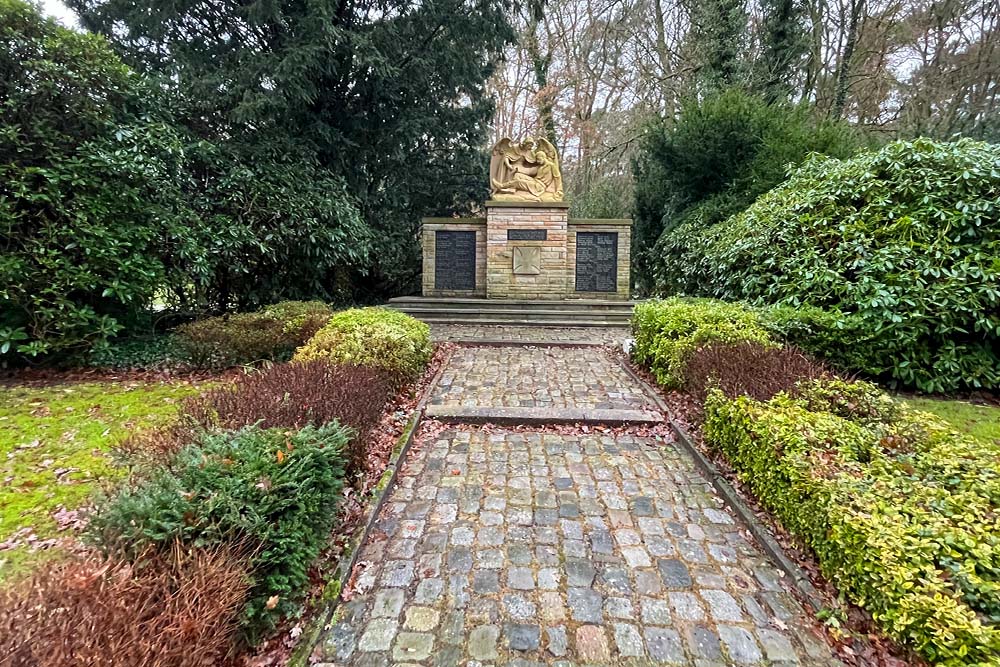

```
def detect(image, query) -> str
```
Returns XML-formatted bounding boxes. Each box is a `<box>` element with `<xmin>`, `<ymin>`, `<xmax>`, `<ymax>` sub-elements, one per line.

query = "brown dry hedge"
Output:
<box><xmin>682</xmin><ymin>341</ymin><xmax>833</xmax><ymax>412</ymax></box>
<box><xmin>0</xmin><ymin>543</ymin><xmax>249</xmax><ymax>667</ymax></box>
<box><xmin>184</xmin><ymin>360</ymin><xmax>399</xmax><ymax>477</ymax></box>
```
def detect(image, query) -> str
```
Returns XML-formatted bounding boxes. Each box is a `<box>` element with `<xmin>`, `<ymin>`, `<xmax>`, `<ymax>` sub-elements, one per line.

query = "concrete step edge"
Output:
<box><xmin>424</xmin><ymin>405</ymin><xmax>663</xmax><ymax>425</ymax></box>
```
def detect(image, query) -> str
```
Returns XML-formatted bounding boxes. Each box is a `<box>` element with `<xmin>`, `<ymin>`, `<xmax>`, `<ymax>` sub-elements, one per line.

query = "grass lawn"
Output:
<box><xmin>0</xmin><ymin>380</ymin><xmax>205</xmax><ymax>580</ymax></box>
<box><xmin>903</xmin><ymin>396</ymin><xmax>1000</xmax><ymax>444</ymax></box>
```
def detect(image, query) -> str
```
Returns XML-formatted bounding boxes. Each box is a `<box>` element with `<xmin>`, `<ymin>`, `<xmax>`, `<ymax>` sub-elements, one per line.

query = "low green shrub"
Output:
<box><xmin>704</xmin><ymin>378</ymin><xmax>1000</xmax><ymax>665</ymax></box>
<box><xmin>631</xmin><ymin>298</ymin><xmax>774</xmax><ymax>388</ymax></box>
<box><xmin>89</xmin><ymin>423</ymin><xmax>349</xmax><ymax>645</ymax></box>
<box><xmin>87</xmin><ymin>334</ymin><xmax>189</xmax><ymax>370</ymax></box>
<box><xmin>175</xmin><ymin>300</ymin><xmax>333</xmax><ymax>369</ymax></box>
<box><xmin>293</xmin><ymin>307</ymin><xmax>431</xmax><ymax>380</ymax></box>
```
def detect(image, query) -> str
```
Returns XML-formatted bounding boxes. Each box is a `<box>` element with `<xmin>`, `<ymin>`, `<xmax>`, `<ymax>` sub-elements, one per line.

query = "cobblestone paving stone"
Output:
<box><xmin>429</xmin><ymin>346</ymin><xmax>658</xmax><ymax>412</ymax></box>
<box><xmin>430</xmin><ymin>324</ymin><xmax>630</xmax><ymax>345</ymax></box>
<box><xmin>315</xmin><ymin>427</ymin><xmax>842</xmax><ymax>666</ymax></box>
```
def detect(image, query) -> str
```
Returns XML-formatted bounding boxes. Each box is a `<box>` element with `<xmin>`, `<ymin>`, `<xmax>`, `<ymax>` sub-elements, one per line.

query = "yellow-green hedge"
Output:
<box><xmin>631</xmin><ymin>297</ymin><xmax>774</xmax><ymax>388</ymax></box>
<box><xmin>704</xmin><ymin>379</ymin><xmax>1000</xmax><ymax>665</ymax></box>
<box><xmin>293</xmin><ymin>307</ymin><xmax>431</xmax><ymax>380</ymax></box>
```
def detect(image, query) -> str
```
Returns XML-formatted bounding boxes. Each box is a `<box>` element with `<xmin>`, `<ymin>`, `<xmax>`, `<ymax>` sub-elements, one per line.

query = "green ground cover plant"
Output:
<box><xmin>0</xmin><ymin>380</ymin><xmax>203</xmax><ymax>579</ymax></box>
<box><xmin>704</xmin><ymin>379</ymin><xmax>1000</xmax><ymax>665</ymax></box>
<box><xmin>650</xmin><ymin>138</ymin><xmax>1000</xmax><ymax>392</ymax></box>
<box><xmin>294</xmin><ymin>307</ymin><xmax>432</xmax><ymax>380</ymax></box>
<box><xmin>89</xmin><ymin>423</ymin><xmax>350</xmax><ymax>645</ymax></box>
<box><xmin>185</xmin><ymin>361</ymin><xmax>399</xmax><ymax>479</ymax></box>
<box><xmin>631</xmin><ymin>297</ymin><xmax>774</xmax><ymax>388</ymax></box>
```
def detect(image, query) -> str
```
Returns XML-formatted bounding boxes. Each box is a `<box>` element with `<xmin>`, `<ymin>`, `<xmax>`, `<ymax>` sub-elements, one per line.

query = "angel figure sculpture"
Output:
<box><xmin>489</xmin><ymin>137</ymin><xmax>564</xmax><ymax>202</ymax></box>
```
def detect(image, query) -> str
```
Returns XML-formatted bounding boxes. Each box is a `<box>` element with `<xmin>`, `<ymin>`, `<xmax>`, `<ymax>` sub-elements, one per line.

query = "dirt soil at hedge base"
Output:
<box><xmin>622</xmin><ymin>355</ymin><xmax>926</xmax><ymax>667</ymax></box>
<box><xmin>237</xmin><ymin>344</ymin><xmax>455</xmax><ymax>667</ymax></box>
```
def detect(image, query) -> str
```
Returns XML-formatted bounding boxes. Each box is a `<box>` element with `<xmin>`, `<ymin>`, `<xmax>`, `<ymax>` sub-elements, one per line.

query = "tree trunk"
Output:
<box><xmin>832</xmin><ymin>0</ymin><xmax>863</xmax><ymax>117</ymax></box>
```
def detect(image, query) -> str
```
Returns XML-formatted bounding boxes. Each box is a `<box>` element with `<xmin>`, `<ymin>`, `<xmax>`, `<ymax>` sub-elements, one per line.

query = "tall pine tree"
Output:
<box><xmin>68</xmin><ymin>0</ymin><xmax>515</xmax><ymax>298</ymax></box>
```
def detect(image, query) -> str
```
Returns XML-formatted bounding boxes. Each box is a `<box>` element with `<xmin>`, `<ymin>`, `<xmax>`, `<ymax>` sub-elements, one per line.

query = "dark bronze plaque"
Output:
<box><xmin>435</xmin><ymin>231</ymin><xmax>476</xmax><ymax>290</ymax></box>
<box><xmin>508</xmin><ymin>229</ymin><xmax>547</xmax><ymax>241</ymax></box>
<box><xmin>575</xmin><ymin>232</ymin><xmax>618</xmax><ymax>292</ymax></box>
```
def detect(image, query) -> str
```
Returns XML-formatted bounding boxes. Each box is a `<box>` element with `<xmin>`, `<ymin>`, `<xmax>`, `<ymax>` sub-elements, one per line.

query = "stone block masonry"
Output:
<box><xmin>311</xmin><ymin>344</ymin><xmax>843</xmax><ymax>666</ymax></box>
<box><xmin>485</xmin><ymin>201</ymin><xmax>570</xmax><ymax>300</ymax></box>
<box><xmin>421</xmin><ymin>218</ymin><xmax>487</xmax><ymax>297</ymax></box>
<box><xmin>420</xmin><ymin>203</ymin><xmax>632</xmax><ymax>300</ymax></box>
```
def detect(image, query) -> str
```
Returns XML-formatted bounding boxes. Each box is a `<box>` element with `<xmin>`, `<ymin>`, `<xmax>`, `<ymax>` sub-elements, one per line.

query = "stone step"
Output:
<box><xmin>387</xmin><ymin>297</ymin><xmax>637</xmax><ymax>327</ymax></box>
<box><xmin>388</xmin><ymin>296</ymin><xmax>637</xmax><ymax>312</ymax></box>
<box><xmin>420</xmin><ymin>317</ymin><xmax>629</xmax><ymax>328</ymax></box>
<box><xmin>393</xmin><ymin>307</ymin><xmax>626</xmax><ymax>321</ymax></box>
<box><xmin>424</xmin><ymin>405</ymin><xmax>663</xmax><ymax>425</ymax></box>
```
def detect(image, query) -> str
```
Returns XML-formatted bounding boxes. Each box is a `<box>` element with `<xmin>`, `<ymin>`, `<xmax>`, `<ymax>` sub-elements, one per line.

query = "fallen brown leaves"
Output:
<box><xmin>0</xmin><ymin>367</ymin><xmax>238</xmax><ymax>389</ymax></box>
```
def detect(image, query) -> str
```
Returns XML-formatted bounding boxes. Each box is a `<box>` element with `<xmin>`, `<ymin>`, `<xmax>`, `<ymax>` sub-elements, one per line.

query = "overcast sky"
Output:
<box><xmin>40</xmin><ymin>0</ymin><xmax>78</xmax><ymax>26</ymax></box>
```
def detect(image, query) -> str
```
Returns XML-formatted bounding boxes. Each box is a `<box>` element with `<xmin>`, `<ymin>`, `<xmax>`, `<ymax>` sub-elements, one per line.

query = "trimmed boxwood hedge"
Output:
<box><xmin>293</xmin><ymin>306</ymin><xmax>431</xmax><ymax>380</ymax></box>
<box><xmin>704</xmin><ymin>379</ymin><xmax>1000</xmax><ymax>665</ymax></box>
<box><xmin>631</xmin><ymin>297</ymin><xmax>774</xmax><ymax>388</ymax></box>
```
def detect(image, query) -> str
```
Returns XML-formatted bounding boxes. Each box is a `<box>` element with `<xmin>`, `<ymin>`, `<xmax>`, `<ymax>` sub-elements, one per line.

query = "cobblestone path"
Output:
<box><xmin>313</xmin><ymin>345</ymin><xmax>840</xmax><ymax>666</ymax></box>
<box><xmin>429</xmin><ymin>347</ymin><xmax>657</xmax><ymax>413</ymax></box>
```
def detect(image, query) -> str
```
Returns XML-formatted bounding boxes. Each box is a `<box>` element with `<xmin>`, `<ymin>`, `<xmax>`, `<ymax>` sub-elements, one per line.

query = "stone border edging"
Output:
<box><xmin>288</xmin><ymin>348</ymin><xmax>454</xmax><ymax>666</ymax></box>
<box><xmin>614</xmin><ymin>354</ymin><xmax>829</xmax><ymax>614</ymax></box>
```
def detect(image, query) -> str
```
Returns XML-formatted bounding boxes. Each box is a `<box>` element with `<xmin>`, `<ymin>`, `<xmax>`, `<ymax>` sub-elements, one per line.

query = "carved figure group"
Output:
<box><xmin>489</xmin><ymin>137</ymin><xmax>564</xmax><ymax>202</ymax></box>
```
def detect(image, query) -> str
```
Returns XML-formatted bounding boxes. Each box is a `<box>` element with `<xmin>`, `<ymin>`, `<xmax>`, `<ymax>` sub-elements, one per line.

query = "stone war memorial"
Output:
<box><xmin>419</xmin><ymin>137</ymin><xmax>632</xmax><ymax>301</ymax></box>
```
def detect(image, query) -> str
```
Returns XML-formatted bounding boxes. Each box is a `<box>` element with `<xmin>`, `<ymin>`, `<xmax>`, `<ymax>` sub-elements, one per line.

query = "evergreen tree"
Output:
<box><xmin>683</xmin><ymin>0</ymin><xmax>748</xmax><ymax>90</ymax></box>
<box><xmin>754</xmin><ymin>0</ymin><xmax>809</xmax><ymax>101</ymax></box>
<box><xmin>68</xmin><ymin>0</ymin><xmax>515</xmax><ymax>299</ymax></box>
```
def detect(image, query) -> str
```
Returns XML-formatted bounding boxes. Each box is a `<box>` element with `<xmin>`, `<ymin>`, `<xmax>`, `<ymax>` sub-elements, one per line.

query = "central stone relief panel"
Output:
<box><xmin>512</xmin><ymin>246</ymin><xmax>541</xmax><ymax>275</ymax></box>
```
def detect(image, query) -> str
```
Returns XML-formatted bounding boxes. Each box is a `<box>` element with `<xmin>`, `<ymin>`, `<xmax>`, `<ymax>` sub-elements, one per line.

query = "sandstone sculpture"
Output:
<box><xmin>489</xmin><ymin>137</ymin><xmax>563</xmax><ymax>202</ymax></box>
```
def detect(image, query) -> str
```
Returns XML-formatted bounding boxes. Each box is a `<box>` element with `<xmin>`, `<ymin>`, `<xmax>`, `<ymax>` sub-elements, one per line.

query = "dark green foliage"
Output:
<box><xmin>175</xmin><ymin>300</ymin><xmax>333</xmax><ymax>369</ymax></box>
<box><xmin>705</xmin><ymin>379</ymin><xmax>1000</xmax><ymax>663</ymax></box>
<box><xmin>683</xmin><ymin>0</ymin><xmax>748</xmax><ymax>90</ymax></box>
<box><xmin>173</xmin><ymin>141</ymin><xmax>370</xmax><ymax>312</ymax></box>
<box><xmin>89</xmin><ymin>423</ymin><xmax>349</xmax><ymax>645</ymax></box>
<box><xmin>0</xmin><ymin>0</ymin><xmax>190</xmax><ymax>357</ymax></box>
<box><xmin>0</xmin><ymin>1</ymin><xmax>368</xmax><ymax>359</ymax></box>
<box><xmin>69</xmin><ymin>0</ymin><xmax>515</xmax><ymax>300</ymax></box>
<box><xmin>87</xmin><ymin>335</ymin><xmax>189</xmax><ymax>371</ymax></box>
<box><xmin>753</xmin><ymin>0</ymin><xmax>809</xmax><ymax>101</ymax></box>
<box><xmin>632</xmin><ymin>90</ymin><xmax>863</xmax><ymax>292</ymax></box>
<box><xmin>759</xmin><ymin>305</ymin><xmax>886</xmax><ymax>376</ymax></box>
<box><xmin>672</xmin><ymin>138</ymin><xmax>1000</xmax><ymax>392</ymax></box>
